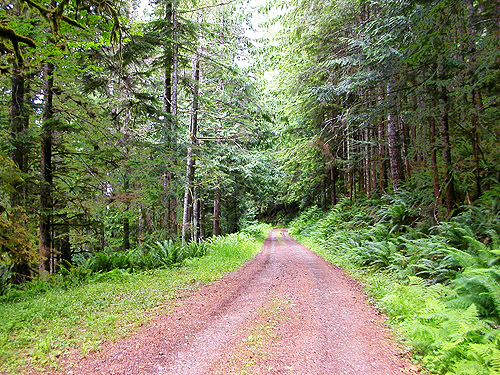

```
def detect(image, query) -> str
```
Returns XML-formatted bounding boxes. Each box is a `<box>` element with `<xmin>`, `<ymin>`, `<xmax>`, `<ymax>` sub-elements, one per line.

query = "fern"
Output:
<box><xmin>453</xmin><ymin>268</ymin><xmax>500</xmax><ymax>321</ymax></box>
<box><xmin>450</xmin><ymin>360</ymin><xmax>491</xmax><ymax>375</ymax></box>
<box><xmin>149</xmin><ymin>240</ymin><xmax>184</xmax><ymax>266</ymax></box>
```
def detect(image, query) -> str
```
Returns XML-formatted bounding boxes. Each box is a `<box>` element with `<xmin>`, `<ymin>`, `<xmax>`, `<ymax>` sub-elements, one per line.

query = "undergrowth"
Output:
<box><xmin>289</xmin><ymin>189</ymin><xmax>500</xmax><ymax>375</ymax></box>
<box><xmin>0</xmin><ymin>223</ymin><xmax>271</xmax><ymax>374</ymax></box>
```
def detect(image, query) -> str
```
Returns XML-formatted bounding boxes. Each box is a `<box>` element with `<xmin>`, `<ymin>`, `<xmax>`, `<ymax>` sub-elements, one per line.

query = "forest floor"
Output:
<box><xmin>57</xmin><ymin>229</ymin><xmax>420</xmax><ymax>375</ymax></box>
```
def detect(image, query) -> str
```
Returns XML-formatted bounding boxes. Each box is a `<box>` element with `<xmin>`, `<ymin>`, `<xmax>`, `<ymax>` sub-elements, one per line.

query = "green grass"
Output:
<box><xmin>0</xmin><ymin>229</ymin><xmax>269</xmax><ymax>374</ymax></box>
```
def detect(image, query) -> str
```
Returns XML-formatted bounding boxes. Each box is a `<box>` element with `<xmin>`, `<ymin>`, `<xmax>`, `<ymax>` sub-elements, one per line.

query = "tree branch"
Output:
<box><xmin>179</xmin><ymin>0</ymin><xmax>237</xmax><ymax>14</ymax></box>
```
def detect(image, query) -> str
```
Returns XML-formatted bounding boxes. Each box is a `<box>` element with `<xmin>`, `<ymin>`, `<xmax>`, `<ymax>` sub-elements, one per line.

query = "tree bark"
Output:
<box><xmin>163</xmin><ymin>0</ymin><xmax>178</xmax><ymax>238</ymax></box>
<box><xmin>172</xmin><ymin>2</ymin><xmax>179</xmax><ymax>125</ymax></box>
<box><xmin>472</xmin><ymin>88</ymin><xmax>482</xmax><ymax>198</ymax></box>
<box><xmin>386</xmin><ymin>80</ymin><xmax>404</xmax><ymax>192</ymax></box>
<box><xmin>170</xmin><ymin>1</ymin><xmax>179</xmax><ymax>237</ymax></box>
<box><xmin>429</xmin><ymin>117</ymin><xmax>440</xmax><ymax>202</ymax></box>
<box><xmin>401</xmin><ymin>115</ymin><xmax>411</xmax><ymax>180</ymax></box>
<box><xmin>193</xmin><ymin>184</ymin><xmax>200</xmax><ymax>242</ymax></box>
<box><xmin>330</xmin><ymin>166</ymin><xmax>337</xmax><ymax>206</ymax></box>
<box><xmin>370</xmin><ymin>126</ymin><xmax>377</xmax><ymax>191</ymax></box>
<box><xmin>58</xmin><ymin>217</ymin><xmax>71</xmax><ymax>266</ymax></box>
<box><xmin>199</xmin><ymin>200</ymin><xmax>204</xmax><ymax>240</ymax></box>
<box><xmin>466</xmin><ymin>0</ymin><xmax>483</xmax><ymax>199</ymax></box>
<box><xmin>40</xmin><ymin>62</ymin><xmax>54</xmax><ymax>274</ymax></box>
<box><xmin>438</xmin><ymin>61</ymin><xmax>456</xmax><ymax>216</ymax></box>
<box><xmin>122</xmin><ymin>173</ymin><xmax>130</xmax><ymax>251</ymax></box>
<box><xmin>10</xmin><ymin>62</ymin><xmax>28</xmax><ymax>207</ymax></box>
<box><xmin>346</xmin><ymin>135</ymin><xmax>353</xmax><ymax>200</ymax></box>
<box><xmin>321</xmin><ymin>176</ymin><xmax>327</xmax><ymax>211</ymax></box>
<box><xmin>364</xmin><ymin>127</ymin><xmax>371</xmax><ymax>198</ymax></box>
<box><xmin>213</xmin><ymin>186</ymin><xmax>221</xmax><ymax>236</ymax></box>
<box><xmin>182</xmin><ymin>53</ymin><xmax>200</xmax><ymax>245</ymax></box>
<box><xmin>378</xmin><ymin>87</ymin><xmax>388</xmax><ymax>192</ymax></box>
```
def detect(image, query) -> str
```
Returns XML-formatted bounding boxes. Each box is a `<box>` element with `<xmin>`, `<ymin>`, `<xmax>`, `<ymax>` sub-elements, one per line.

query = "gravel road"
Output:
<box><xmin>62</xmin><ymin>229</ymin><xmax>418</xmax><ymax>374</ymax></box>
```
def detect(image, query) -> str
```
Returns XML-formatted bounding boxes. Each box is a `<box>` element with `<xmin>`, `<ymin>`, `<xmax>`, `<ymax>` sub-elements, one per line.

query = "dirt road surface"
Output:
<box><xmin>62</xmin><ymin>229</ymin><xmax>418</xmax><ymax>374</ymax></box>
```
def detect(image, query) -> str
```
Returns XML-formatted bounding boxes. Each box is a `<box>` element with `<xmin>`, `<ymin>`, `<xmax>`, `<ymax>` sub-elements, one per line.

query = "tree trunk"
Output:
<box><xmin>10</xmin><ymin>63</ymin><xmax>28</xmax><ymax>207</ymax></box>
<box><xmin>364</xmin><ymin>127</ymin><xmax>371</xmax><ymax>198</ymax></box>
<box><xmin>401</xmin><ymin>116</ymin><xmax>411</xmax><ymax>180</ymax></box>
<box><xmin>172</xmin><ymin>2</ymin><xmax>178</xmax><ymax>125</ymax></box>
<box><xmin>163</xmin><ymin>0</ymin><xmax>178</xmax><ymax>238</ymax></box>
<box><xmin>123</xmin><ymin>173</ymin><xmax>130</xmax><ymax>251</ymax></box>
<box><xmin>438</xmin><ymin>62</ymin><xmax>456</xmax><ymax>216</ymax></box>
<box><xmin>58</xmin><ymin>217</ymin><xmax>71</xmax><ymax>266</ymax></box>
<box><xmin>40</xmin><ymin>62</ymin><xmax>54</xmax><ymax>274</ymax></box>
<box><xmin>346</xmin><ymin>135</ymin><xmax>353</xmax><ymax>200</ymax></box>
<box><xmin>181</xmin><ymin>53</ymin><xmax>200</xmax><ymax>245</ymax></box>
<box><xmin>429</xmin><ymin>117</ymin><xmax>440</xmax><ymax>202</ymax></box>
<box><xmin>193</xmin><ymin>185</ymin><xmax>200</xmax><ymax>242</ymax></box>
<box><xmin>378</xmin><ymin>87</ymin><xmax>388</xmax><ymax>192</ymax></box>
<box><xmin>472</xmin><ymin>88</ymin><xmax>482</xmax><ymax>198</ymax></box>
<box><xmin>370</xmin><ymin>126</ymin><xmax>377</xmax><ymax>191</ymax></box>
<box><xmin>321</xmin><ymin>176</ymin><xmax>327</xmax><ymax>211</ymax></box>
<box><xmin>330</xmin><ymin>166</ymin><xmax>337</xmax><ymax>206</ymax></box>
<box><xmin>466</xmin><ymin>0</ymin><xmax>483</xmax><ymax>199</ymax></box>
<box><xmin>386</xmin><ymin>80</ymin><xmax>404</xmax><ymax>192</ymax></box>
<box><xmin>199</xmin><ymin>200</ymin><xmax>204</xmax><ymax>241</ymax></box>
<box><xmin>213</xmin><ymin>186</ymin><xmax>221</xmax><ymax>236</ymax></box>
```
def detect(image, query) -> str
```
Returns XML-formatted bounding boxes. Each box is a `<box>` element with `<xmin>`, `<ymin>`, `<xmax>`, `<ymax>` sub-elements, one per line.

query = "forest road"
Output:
<box><xmin>62</xmin><ymin>229</ymin><xmax>418</xmax><ymax>375</ymax></box>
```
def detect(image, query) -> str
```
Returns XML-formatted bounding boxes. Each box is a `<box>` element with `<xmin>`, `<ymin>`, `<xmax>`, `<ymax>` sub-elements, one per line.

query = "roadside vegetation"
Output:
<box><xmin>289</xmin><ymin>190</ymin><xmax>500</xmax><ymax>375</ymax></box>
<box><xmin>0</xmin><ymin>224</ymin><xmax>270</xmax><ymax>374</ymax></box>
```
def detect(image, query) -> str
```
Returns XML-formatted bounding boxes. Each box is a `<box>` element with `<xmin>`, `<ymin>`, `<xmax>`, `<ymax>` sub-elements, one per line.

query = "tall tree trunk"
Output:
<box><xmin>378</xmin><ymin>87</ymin><xmax>388</xmax><ymax>192</ymax></box>
<box><xmin>182</xmin><ymin>53</ymin><xmax>200</xmax><ymax>245</ymax></box>
<box><xmin>9</xmin><ymin>0</ymin><xmax>29</xmax><ymax>208</ymax></box>
<box><xmin>386</xmin><ymin>80</ymin><xmax>404</xmax><ymax>191</ymax></box>
<box><xmin>412</xmin><ymin>94</ymin><xmax>423</xmax><ymax>172</ymax></box>
<box><xmin>10</xmin><ymin>62</ymin><xmax>28</xmax><ymax>207</ymax></box>
<box><xmin>10</xmin><ymin>63</ymin><xmax>30</xmax><ymax>278</ymax></box>
<box><xmin>346</xmin><ymin>135</ymin><xmax>353</xmax><ymax>200</ymax></box>
<box><xmin>321</xmin><ymin>176</ymin><xmax>327</xmax><ymax>211</ymax></box>
<box><xmin>199</xmin><ymin>200</ymin><xmax>204</xmax><ymax>240</ymax></box>
<box><xmin>429</xmin><ymin>117</ymin><xmax>440</xmax><ymax>202</ymax></box>
<box><xmin>330</xmin><ymin>166</ymin><xmax>337</xmax><ymax>206</ymax></box>
<box><xmin>163</xmin><ymin>0</ymin><xmax>178</xmax><ymax>238</ymax></box>
<box><xmin>364</xmin><ymin>127</ymin><xmax>371</xmax><ymax>198</ymax></box>
<box><xmin>58</xmin><ymin>216</ymin><xmax>71</xmax><ymax>266</ymax></box>
<box><xmin>370</xmin><ymin>126</ymin><xmax>377</xmax><ymax>191</ymax></box>
<box><xmin>466</xmin><ymin>0</ymin><xmax>483</xmax><ymax>199</ymax></box>
<box><xmin>40</xmin><ymin>62</ymin><xmax>54</xmax><ymax>274</ymax></box>
<box><xmin>172</xmin><ymin>1</ymin><xmax>178</xmax><ymax>129</ymax></box>
<box><xmin>438</xmin><ymin>61</ymin><xmax>456</xmax><ymax>216</ymax></box>
<box><xmin>116</xmin><ymin>79</ymin><xmax>132</xmax><ymax>250</ymax></box>
<box><xmin>213</xmin><ymin>186</ymin><xmax>221</xmax><ymax>236</ymax></box>
<box><xmin>193</xmin><ymin>184</ymin><xmax>200</xmax><ymax>242</ymax></box>
<box><xmin>122</xmin><ymin>173</ymin><xmax>130</xmax><ymax>251</ymax></box>
<box><xmin>401</xmin><ymin>116</ymin><xmax>411</xmax><ymax>180</ymax></box>
<box><xmin>472</xmin><ymin>88</ymin><xmax>482</xmax><ymax>198</ymax></box>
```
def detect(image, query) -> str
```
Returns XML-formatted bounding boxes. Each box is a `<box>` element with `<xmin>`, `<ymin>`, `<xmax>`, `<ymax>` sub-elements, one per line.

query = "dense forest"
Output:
<box><xmin>1</xmin><ymin>0</ymin><xmax>500</xmax><ymax>373</ymax></box>
<box><xmin>0</xmin><ymin>0</ymin><xmax>498</xmax><ymax>280</ymax></box>
<box><xmin>1</xmin><ymin>0</ymin><xmax>278</xmax><ymax>279</ymax></box>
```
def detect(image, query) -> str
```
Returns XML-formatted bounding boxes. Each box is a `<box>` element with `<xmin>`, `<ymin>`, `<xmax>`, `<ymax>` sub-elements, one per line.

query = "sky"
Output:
<box><xmin>135</xmin><ymin>0</ymin><xmax>271</xmax><ymax>41</ymax></box>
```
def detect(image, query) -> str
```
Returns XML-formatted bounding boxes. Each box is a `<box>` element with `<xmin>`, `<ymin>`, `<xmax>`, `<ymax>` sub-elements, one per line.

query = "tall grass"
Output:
<box><xmin>0</xmin><ymin>224</ymin><xmax>271</xmax><ymax>374</ymax></box>
<box><xmin>289</xmin><ymin>193</ymin><xmax>500</xmax><ymax>375</ymax></box>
